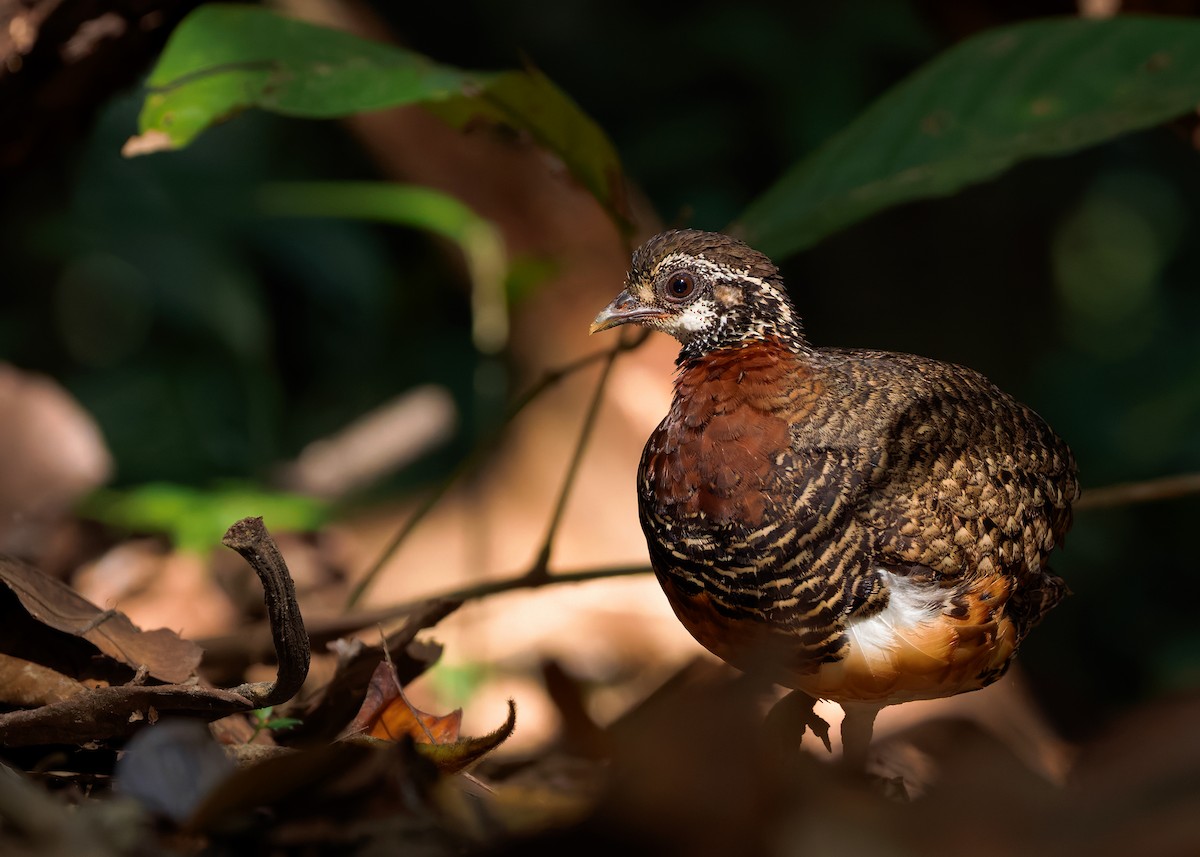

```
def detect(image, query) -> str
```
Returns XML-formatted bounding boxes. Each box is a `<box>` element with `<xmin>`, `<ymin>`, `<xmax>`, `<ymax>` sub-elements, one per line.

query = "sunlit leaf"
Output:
<box><xmin>737</xmin><ymin>16</ymin><xmax>1200</xmax><ymax>259</ymax></box>
<box><xmin>415</xmin><ymin>699</ymin><xmax>516</xmax><ymax>774</ymax></box>
<box><xmin>341</xmin><ymin>660</ymin><xmax>462</xmax><ymax>744</ymax></box>
<box><xmin>341</xmin><ymin>661</ymin><xmax>515</xmax><ymax>773</ymax></box>
<box><xmin>129</xmin><ymin>4</ymin><xmax>630</xmax><ymax>232</ymax></box>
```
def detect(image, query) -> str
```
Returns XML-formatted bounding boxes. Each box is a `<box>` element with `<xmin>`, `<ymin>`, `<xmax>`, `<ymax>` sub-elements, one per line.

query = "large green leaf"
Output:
<box><xmin>428</xmin><ymin>68</ymin><xmax>631</xmax><ymax>232</ymax></box>
<box><xmin>128</xmin><ymin>4</ymin><xmax>630</xmax><ymax>232</ymax></box>
<box><xmin>736</xmin><ymin>16</ymin><xmax>1200</xmax><ymax>259</ymax></box>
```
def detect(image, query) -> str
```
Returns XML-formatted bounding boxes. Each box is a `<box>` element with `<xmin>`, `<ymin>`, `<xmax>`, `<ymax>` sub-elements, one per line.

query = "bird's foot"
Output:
<box><xmin>764</xmin><ymin>690</ymin><xmax>832</xmax><ymax>754</ymax></box>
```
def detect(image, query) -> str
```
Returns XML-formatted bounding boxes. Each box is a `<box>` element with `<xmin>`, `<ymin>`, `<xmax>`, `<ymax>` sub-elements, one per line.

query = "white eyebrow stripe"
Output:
<box><xmin>654</xmin><ymin>254</ymin><xmax>769</xmax><ymax>289</ymax></box>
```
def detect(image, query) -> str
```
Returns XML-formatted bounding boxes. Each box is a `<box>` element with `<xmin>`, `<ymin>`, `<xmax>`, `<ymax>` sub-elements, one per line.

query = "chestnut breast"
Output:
<box><xmin>639</xmin><ymin>340</ymin><xmax>822</xmax><ymax>530</ymax></box>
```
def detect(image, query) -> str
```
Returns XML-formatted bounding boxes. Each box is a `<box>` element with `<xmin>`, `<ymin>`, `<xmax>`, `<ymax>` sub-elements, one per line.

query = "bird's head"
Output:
<box><xmin>590</xmin><ymin>230</ymin><xmax>806</xmax><ymax>361</ymax></box>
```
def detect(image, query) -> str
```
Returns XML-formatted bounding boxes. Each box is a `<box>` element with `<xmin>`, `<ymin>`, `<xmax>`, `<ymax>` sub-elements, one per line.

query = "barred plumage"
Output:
<box><xmin>592</xmin><ymin>229</ymin><xmax>1078</xmax><ymax>761</ymax></box>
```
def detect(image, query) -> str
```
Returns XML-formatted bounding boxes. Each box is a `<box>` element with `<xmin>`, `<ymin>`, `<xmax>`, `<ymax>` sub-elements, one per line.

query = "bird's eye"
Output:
<box><xmin>663</xmin><ymin>271</ymin><xmax>696</xmax><ymax>301</ymax></box>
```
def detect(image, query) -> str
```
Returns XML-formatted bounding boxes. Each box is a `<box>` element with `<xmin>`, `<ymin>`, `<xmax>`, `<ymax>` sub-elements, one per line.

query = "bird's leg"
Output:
<box><xmin>764</xmin><ymin>690</ymin><xmax>832</xmax><ymax>754</ymax></box>
<box><xmin>839</xmin><ymin>703</ymin><xmax>882</xmax><ymax>769</ymax></box>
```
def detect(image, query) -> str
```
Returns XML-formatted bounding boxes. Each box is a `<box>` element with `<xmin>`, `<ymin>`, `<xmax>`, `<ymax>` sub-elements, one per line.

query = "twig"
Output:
<box><xmin>1075</xmin><ymin>472</ymin><xmax>1200</xmax><ymax>511</ymax></box>
<box><xmin>344</xmin><ymin>464</ymin><xmax>465</xmax><ymax>610</ymax></box>
<box><xmin>362</xmin><ymin>564</ymin><xmax>652</xmax><ymax>628</ymax></box>
<box><xmin>204</xmin><ymin>564</ymin><xmax>654</xmax><ymax>676</ymax></box>
<box><xmin>527</xmin><ymin>328</ymin><xmax>635</xmax><ymax>580</ymax></box>
<box><xmin>0</xmin><ymin>683</ymin><xmax>261</xmax><ymax>748</ymax></box>
<box><xmin>336</xmin><ymin>470</ymin><xmax>1200</xmax><ymax>629</ymax></box>
<box><xmin>222</xmin><ymin>517</ymin><xmax>311</xmax><ymax>708</ymax></box>
<box><xmin>345</xmin><ymin>328</ymin><xmax>648</xmax><ymax>609</ymax></box>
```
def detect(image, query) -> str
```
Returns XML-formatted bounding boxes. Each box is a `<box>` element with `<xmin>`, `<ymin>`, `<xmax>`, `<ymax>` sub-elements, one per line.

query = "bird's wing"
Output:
<box><xmin>860</xmin><ymin>368</ymin><xmax>1077</xmax><ymax>580</ymax></box>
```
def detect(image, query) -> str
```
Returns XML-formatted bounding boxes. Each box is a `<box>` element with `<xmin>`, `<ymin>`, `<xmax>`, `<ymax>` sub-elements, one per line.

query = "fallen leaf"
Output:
<box><xmin>341</xmin><ymin>660</ymin><xmax>462</xmax><ymax>744</ymax></box>
<box><xmin>0</xmin><ymin>652</ymin><xmax>85</xmax><ymax>706</ymax></box>
<box><xmin>184</xmin><ymin>740</ymin><xmax>437</xmax><ymax>835</ymax></box>
<box><xmin>340</xmin><ymin>660</ymin><xmax>517</xmax><ymax>773</ymax></box>
<box><xmin>416</xmin><ymin>699</ymin><xmax>517</xmax><ymax>774</ymax></box>
<box><xmin>293</xmin><ymin>599</ymin><xmax>454</xmax><ymax>743</ymax></box>
<box><xmin>0</xmin><ymin>555</ymin><xmax>202</xmax><ymax>683</ymax></box>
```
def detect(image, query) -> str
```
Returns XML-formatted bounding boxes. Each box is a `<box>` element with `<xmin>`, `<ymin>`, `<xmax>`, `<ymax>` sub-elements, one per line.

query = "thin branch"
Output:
<box><xmin>398</xmin><ymin>561</ymin><xmax>652</xmax><ymax>607</ymax></box>
<box><xmin>1075</xmin><ymin>472</ymin><xmax>1200</xmax><ymax>511</ymax></box>
<box><xmin>527</xmin><ymin>329</ymin><xmax>634</xmax><ymax>580</ymax></box>
<box><xmin>359</xmin><ymin>564</ymin><xmax>652</xmax><ymax>629</ymax></box>
<box><xmin>0</xmin><ymin>684</ymin><xmax>261</xmax><ymax>748</ymax></box>
<box><xmin>345</xmin><ymin>328</ymin><xmax>648</xmax><ymax>609</ymax></box>
<box><xmin>203</xmin><ymin>564</ymin><xmax>653</xmax><ymax>675</ymax></box>
<box><xmin>342</xmin><ymin>473</ymin><xmax>1200</xmax><ymax>627</ymax></box>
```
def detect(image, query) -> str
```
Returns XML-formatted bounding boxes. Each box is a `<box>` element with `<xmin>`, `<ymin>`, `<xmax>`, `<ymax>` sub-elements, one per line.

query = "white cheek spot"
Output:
<box><xmin>667</xmin><ymin>301</ymin><xmax>718</xmax><ymax>335</ymax></box>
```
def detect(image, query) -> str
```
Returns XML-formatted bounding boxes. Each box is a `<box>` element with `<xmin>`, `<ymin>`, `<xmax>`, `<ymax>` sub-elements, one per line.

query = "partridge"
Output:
<box><xmin>591</xmin><ymin>229</ymin><xmax>1078</xmax><ymax>765</ymax></box>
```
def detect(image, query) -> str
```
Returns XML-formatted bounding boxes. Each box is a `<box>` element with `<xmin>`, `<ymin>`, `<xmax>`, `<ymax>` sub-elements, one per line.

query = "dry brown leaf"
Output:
<box><xmin>341</xmin><ymin>660</ymin><xmax>462</xmax><ymax>743</ymax></box>
<box><xmin>340</xmin><ymin>660</ymin><xmax>516</xmax><ymax>773</ymax></box>
<box><xmin>417</xmin><ymin>699</ymin><xmax>517</xmax><ymax>775</ymax></box>
<box><xmin>0</xmin><ymin>652</ymin><xmax>85</xmax><ymax>706</ymax></box>
<box><xmin>0</xmin><ymin>555</ymin><xmax>201</xmax><ymax>683</ymax></box>
<box><xmin>372</xmin><ymin>694</ymin><xmax>462</xmax><ymax>744</ymax></box>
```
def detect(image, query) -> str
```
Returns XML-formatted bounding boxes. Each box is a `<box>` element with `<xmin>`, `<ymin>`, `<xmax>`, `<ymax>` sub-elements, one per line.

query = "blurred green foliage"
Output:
<box><xmin>1</xmin><ymin>1</ymin><xmax>1198</xmax><ymax>734</ymax></box>
<box><xmin>258</xmin><ymin>182</ymin><xmax>510</xmax><ymax>352</ymax></box>
<box><xmin>81</xmin><ymin>483</ymin><xmax>326</xmax><ymax>554</ymax></box>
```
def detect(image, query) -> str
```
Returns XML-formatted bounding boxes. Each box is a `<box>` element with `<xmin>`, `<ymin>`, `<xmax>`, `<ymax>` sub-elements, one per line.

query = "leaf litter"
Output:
<box><xmin>1</xmin><ymin>516</ymin><xmax>1198</xmax><ymax>855</ymax></box>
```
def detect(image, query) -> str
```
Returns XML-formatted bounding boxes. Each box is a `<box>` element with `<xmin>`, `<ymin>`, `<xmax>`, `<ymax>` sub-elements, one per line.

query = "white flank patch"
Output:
<box><xmin>844</xmin><ymin>569</ymin><xmax>940</xmax><ymax>665</ymax></box>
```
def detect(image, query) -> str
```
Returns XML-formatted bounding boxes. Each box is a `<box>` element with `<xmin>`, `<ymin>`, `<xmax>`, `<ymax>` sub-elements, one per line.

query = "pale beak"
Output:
<box><xmin>589</xmin><ymin>289</ymin><xmax>667</xmax><ymax>334</ymax></box>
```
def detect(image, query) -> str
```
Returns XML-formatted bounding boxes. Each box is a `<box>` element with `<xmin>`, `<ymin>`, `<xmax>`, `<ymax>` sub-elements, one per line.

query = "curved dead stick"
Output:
<box><xmin>221</xmin><ymin>516</ymin><xmax>310</xmax><ymax>708</ymax></box>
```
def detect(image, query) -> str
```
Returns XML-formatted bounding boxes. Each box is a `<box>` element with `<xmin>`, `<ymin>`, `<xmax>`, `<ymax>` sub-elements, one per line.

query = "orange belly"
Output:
<box><xmin>659</xmin><ymin>571</ymin><xmax>1017</xmax><ymax>705</ymax></box>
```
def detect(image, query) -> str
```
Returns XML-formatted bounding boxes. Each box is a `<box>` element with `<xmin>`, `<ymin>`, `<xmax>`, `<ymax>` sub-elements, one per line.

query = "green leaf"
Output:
<box><xmin>736</xmin><ymin>16</ymin><xmax>1200</xmax><ymax>259</ymax></box>
<box><xmin>80</xmin><ymin>482</ymin><xmax>327</xmax><ymax>554</ymax></box>
<box><xmin>428</xmin><ymin>69</ymin><xmax>630</xmax><ymax>230</ymax></box>
<box><xmin>138</xmin><ymin>5</ymin><xmax>474</xmax><ymax>137</ymax></box>
<box><xmin>129</xmin><ymin>4</ymin><xmax>630</xmax><ymax>233</ymax></box>
<box><xmin>266</xmin><ymin>717</ymin><xmax>303</xmax><ymax>731</ymax></box>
